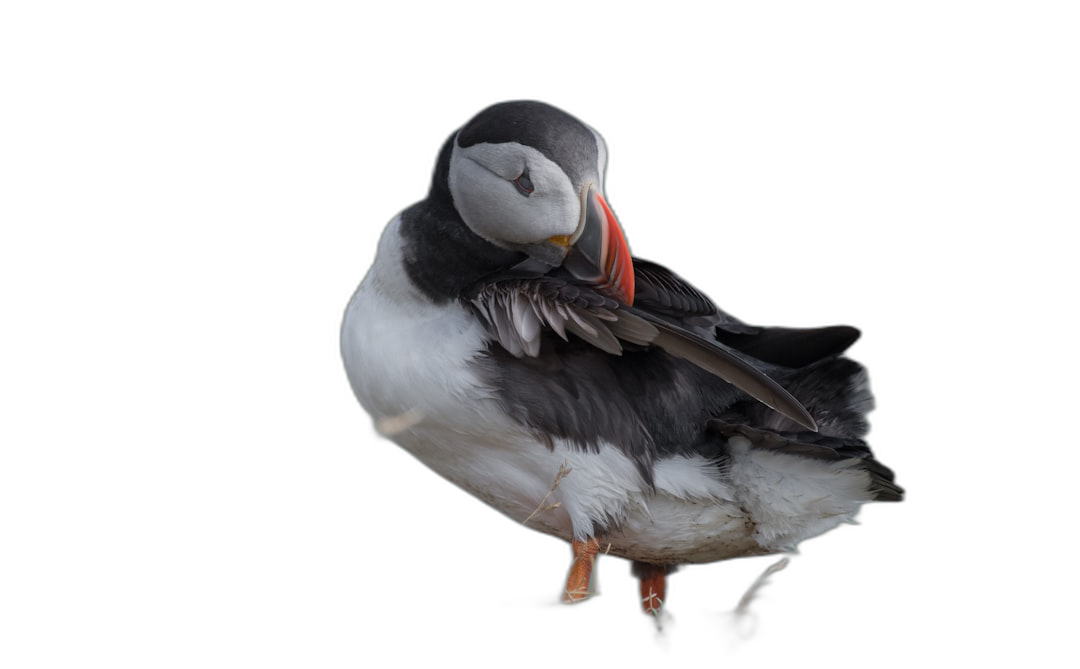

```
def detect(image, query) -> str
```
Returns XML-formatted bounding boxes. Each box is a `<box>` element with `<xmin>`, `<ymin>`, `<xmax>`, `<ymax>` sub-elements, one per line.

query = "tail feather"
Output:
<box><xmin>707</xmin><ymin>419</ymin><xmax>903</xmax><ymax>502</ymax></box>
<box><xmin>712</xmin><ymin>356</ymin><xmax>902</xmax><ymax>502</ymax></box>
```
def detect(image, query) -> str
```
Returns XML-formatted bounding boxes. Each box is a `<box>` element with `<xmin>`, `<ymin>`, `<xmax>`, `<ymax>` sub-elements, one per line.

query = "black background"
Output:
<box><xmin>187</xmin><ymin>48</ymin><xmax>989</xmax><ymax>665</ymax></box>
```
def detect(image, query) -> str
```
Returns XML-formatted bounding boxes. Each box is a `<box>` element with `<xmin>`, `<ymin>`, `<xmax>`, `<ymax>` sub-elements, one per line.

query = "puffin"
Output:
<box><xmin>341</xmin><ymin>100</ymin><xmax>902</xmax><ymax>616</ymax></box>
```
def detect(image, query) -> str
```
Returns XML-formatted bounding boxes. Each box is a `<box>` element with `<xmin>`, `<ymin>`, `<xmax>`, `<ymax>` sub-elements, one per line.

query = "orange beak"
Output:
<box><xmin>561</xmin><ymin>186</ymin><xmax>635</xmax><ymax>305</ymax></box>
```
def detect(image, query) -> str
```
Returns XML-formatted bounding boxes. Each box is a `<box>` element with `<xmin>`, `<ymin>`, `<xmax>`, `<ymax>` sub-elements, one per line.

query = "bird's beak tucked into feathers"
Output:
<box><xmin>556</xmin><ymin>185</ymin><xmax>635</xmax><ymax>305</ymax></box>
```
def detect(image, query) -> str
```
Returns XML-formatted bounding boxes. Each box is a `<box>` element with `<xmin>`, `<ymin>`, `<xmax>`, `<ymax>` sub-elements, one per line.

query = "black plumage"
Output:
<box><xmin>468</xmin><ymin>259</ymin><xmax>900</xmax><ymax>500</ymax></box>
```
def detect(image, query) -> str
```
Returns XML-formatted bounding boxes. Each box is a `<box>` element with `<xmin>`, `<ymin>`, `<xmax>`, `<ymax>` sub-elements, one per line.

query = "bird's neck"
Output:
<box><xmin>399</xmin><ymin>195</ymin><xmax>522</xmax><ymax>304</ymax></box>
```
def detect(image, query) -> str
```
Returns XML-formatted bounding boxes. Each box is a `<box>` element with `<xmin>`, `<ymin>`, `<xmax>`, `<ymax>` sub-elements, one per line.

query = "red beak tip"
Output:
<box><xmin>594</xmin><ymin>192</ymin><xmax>636</xmax><ymax>306</ymax></box>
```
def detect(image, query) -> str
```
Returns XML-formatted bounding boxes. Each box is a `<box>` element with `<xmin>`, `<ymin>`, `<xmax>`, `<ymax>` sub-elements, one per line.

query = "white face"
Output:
<box><xmin>448</xmin><ymin>141</ymin><xmax>583</xmax><ymax>247</ymax></box>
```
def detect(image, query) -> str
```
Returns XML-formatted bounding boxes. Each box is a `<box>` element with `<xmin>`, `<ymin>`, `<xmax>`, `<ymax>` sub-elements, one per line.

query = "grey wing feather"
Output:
<box><xmin>633</xmin><ymin>258</ymin><xmax>758</xmax><ymax>335</ymax></box>
<box><xmin>635</xmin><ymin>258</ymin><xmax>862</xmax><ymax>369</ymax></box>
<box><xmin>627</xmin><ymin>308</ymin><xmax>817</xmax><ymax>431</ymax></box>
<box><xmin>467</xmin><ymin>279</ymin><xmax>657</xmax><ymax>359</ymax></box>
<box><xmin>467</xmin><ymin>278</ymin><xmax>816</xmax><ymax>431</ymax></box>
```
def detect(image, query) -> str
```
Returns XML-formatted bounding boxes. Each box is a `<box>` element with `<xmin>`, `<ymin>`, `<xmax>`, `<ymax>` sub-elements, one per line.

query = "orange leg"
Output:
<box><xmin>562</xmin><ymin>537</ymin><xmax>601</xmax><ymax>603</ymax></box>
<box><xmin>632</xmin><ymin>562</ymin><xmax>669</xmax><ymax>616</ymax></box>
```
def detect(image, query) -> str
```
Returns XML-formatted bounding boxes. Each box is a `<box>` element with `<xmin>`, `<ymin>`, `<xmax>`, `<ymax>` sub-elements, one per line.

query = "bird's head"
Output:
<box><xmin>445</xmin><ymin>101</ymin><xmax>635</xmax><ymax>305</ymax></box>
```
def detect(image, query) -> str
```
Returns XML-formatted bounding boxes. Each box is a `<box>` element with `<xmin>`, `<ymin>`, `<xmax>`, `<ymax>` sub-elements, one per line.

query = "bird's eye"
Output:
<box><xmin>512</xmin><ymin>169</ymin><xmax>534</xmax><ymax>196</ymax></box>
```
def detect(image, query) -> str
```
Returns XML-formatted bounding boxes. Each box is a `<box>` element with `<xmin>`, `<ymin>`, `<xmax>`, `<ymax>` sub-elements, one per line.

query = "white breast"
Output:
<box><xmin>340</xmin><ymin>216</ymin><xmax>599</xmax><ymax>537</ymax></box>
